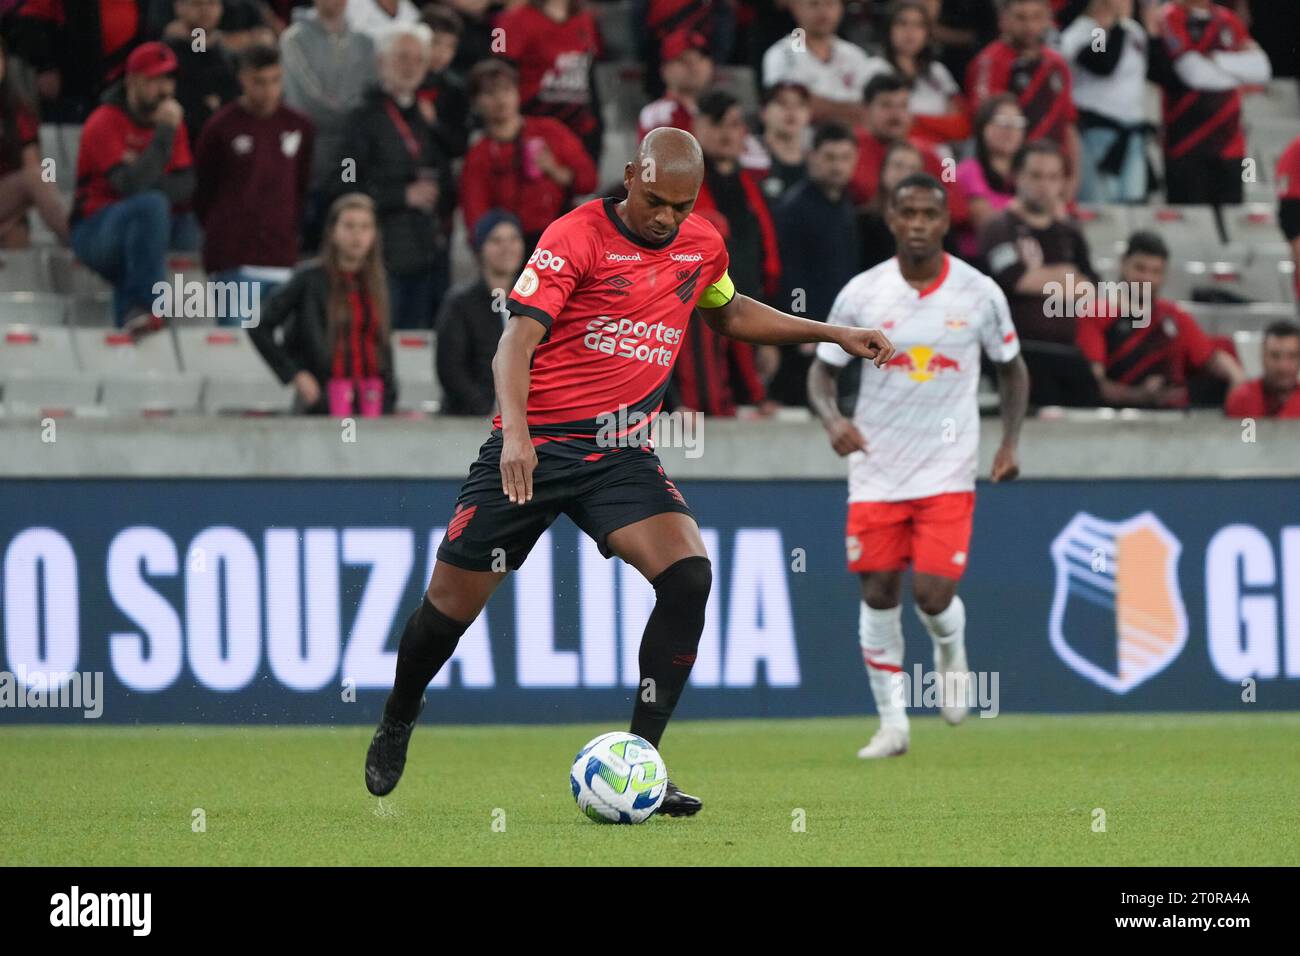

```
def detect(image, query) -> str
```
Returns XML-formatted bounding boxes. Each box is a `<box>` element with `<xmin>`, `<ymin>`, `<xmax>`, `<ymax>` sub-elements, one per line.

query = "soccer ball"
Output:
<box><xmin>569</xmin><ymin>732</ymin><xmax>667</xmax><ymax>824</ymax></box>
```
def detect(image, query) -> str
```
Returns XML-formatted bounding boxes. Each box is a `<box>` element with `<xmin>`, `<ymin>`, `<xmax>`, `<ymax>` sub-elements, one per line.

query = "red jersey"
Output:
<box><xmin>73</xmin><ymin>100</ymin><xmax>192</xmax><ymax>222</ymax></box>
<box><xmin>501</xmin><ymin>197</ymin><xmax>732</xmax><ymax>454</ymax></box>
<box><xmin>966</xmin><ymin>40</ymin><xmax>1076</xmax><ymax>147</ymax></box>
<box><xmin>1225</xmin><ymin>379</ymin><xmax>1300</xmax><ymax>419</ymax></box>
<box><xmin>0</xmin><ymin>103</ymin><xmax>39</xmax><ymax>177</ymax></box>
<box><xmin>1157</xmin><ymin>1</ymin><xmax>1251</xmax><ymax>160</ymax></box>
<box><xmin>1277</xmin><ymin>135</ymin><xmax>1300</xmax><ymax>202</ymax></box>
<box><xmin>1076</xmin><ymin>299</ymin><xmax>1215</xmax><ymax>407</ymax></box>
<box><xmin>849</xmin><ymin>129</ymin><xmax>970</xmax><ymax>227</ymax></box>
<box><xmin>459</xmin><ymin>116</ymin><xmax>598</xmax><ymax>240</ymax></box>
<box><xmin>493</xmin><ymin>5</ymin><xmax>603</xmax><ymax>146</ymax></box>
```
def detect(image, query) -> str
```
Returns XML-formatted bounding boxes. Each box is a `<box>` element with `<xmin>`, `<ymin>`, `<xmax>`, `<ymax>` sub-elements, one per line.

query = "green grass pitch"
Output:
<box><xmin>3</xmin><ymin>713</ymin><xmax>1296</xmax><ymax>866</ymax></box>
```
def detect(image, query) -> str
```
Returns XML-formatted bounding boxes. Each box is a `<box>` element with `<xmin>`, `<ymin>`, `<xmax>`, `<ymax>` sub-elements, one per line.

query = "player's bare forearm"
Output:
<box><xmin>699</xmin><ymin>295</ymin><xmax>895</xmax><ymax>364</ymax></box>
<box><xmin>806</xmin><ymin>357</ymin><xmax>841</xmax><ymax>426</ymax></box>
<box><xmin>995</xmin><ymin>354</ymin><xmax>1029</xmax><ymax>450</ymax></box>
<box><xmin>493</xmin><ymin>315</ymin><xmax>546</xmax><ymax>502</ymax></box>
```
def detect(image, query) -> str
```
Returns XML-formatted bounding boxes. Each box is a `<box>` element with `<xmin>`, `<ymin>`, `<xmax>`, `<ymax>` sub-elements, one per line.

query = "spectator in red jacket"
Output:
<box><xmin>493</xmin><ymin>0</ymin><xmax>604</xmax><ymax>162</ymax></box>
<box><xmin>1225</xmin><ymin>321</ymin><xmax>1300</xmax><ymax>420</ymax></box>
<box><xmin>194</xmin><ymin>44</ymin><xmax>315</xmax><ymax>327</ymax></box>
<box><xmin>460</xmin><ymin>57</ymin><xmax>596</xmax><ymax>253</ymax></box>
<box><xmin>637</xmin><ymin>29</ymin><xmax>714</xmax><ymax>142</ymax></box>
<box><xmin>0</xmin><ymin>36</ymin><xmax>69</xmax><ymax>245</ymax></box>
<box><xmin>967</xmin><ymin>0</ymin><xmax>1082</xmax><ymax>202</ymax></box>
<box><xmin>1077</xmin><ymin>231</ymin><xmax>1243</xmax><ymax>409</ymax></box>
<box><xmin>848</xmin><ymin>73</ymin><xmax>968</xmax><ymax>228</ymax></box>
<box><xmin>69</xmin><ymin>42</ymin><xmax>195</xmax><ymax>333</ymax></box>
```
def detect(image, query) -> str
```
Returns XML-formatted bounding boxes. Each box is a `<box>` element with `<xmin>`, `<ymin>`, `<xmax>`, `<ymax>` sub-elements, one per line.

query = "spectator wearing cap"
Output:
<box><xmin>417</xmin><ymin>4</ymin><xmax>472</xmax><ymax>159</ymax></box>
<box><xmin>435</xmin><ymin>209</ymin><xmax>526</xmax><ymax>416</ymax></box>
<box><xmin>1225</xmin><ymin>321</ymin><xmax>1300</xmax><ymax>420</ymax></box>
<box><xmin>757</xmin><ymin>81</ymin><xmax>812</xmax><ymax>202</ymax></box>
<box><xmin>164</xmin><ymin>0</ymin><xmax>242</xmax><ymax>149</ymax></box>
<box><xmin>339</xmin><ymin>21</ymin><xmax>455</xmax><ymax>329</ymax></box>
<box><xmin>637</xmin><ymin>29</ymin><xmax>713</xmax><ymax>142</ymax></box>
<box><xmin>281</xmin><ymin>0</ymin><xmax>378</xmax><ymax>249</ymax></box>
<box><xmin>849</xmin><ymin>73</ymin><xmax>967</xmax><ymax>229</ymax></box>
<box><xmin>6</xmin><ymin>0</ymin><xmax>151</xmax><ymax>123</ymax></box>
<box><xmin>492</xmin><ymin>0</ymin><xmax>605</xmax><ymax>163</ymax></box>
<box><xmin>69</xmin><ymin>41</ymin><xmax>195</xmax><ymax>332</ymax></box>
<box><xmin>761</xmin><ymin>0</ymin><xmax>886</xmax><ymax>128</ymax></box>
<box><xmin>1077</xmin><ymin>231</ymin><xmax>1244</xmax><ymax>409</ymax></box>
<box><xmin>634</xmin><ymin>0</ymin><xmax>734</xmax><ymax>101</ymax></box>
<box><xmin>769</xmin><ymin>122</ymin><xmax>859</xmax><ymax>406</ymax></box>
<box><xmin>459</xmin><ymin>58</ymin><xmax>596</xmax><ymax>254</ymax></box>
<box><xmin>347</xmin><ymin>0</ymin><xmax>421</xmax><ymax>41</ymax></box>
<box><xmin>193</xmin><ymin>45</ymin><xmax>315</xmax><ymax>327</ymax></box>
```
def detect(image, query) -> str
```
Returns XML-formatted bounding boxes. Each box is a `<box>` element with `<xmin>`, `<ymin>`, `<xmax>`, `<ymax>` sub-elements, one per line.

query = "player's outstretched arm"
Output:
<box><xmin>807</xmin><ymin>357</ymin><xmax>868</xmax><ymax>458</ymax></box>
<box><xmin>492</xmin><ymin>315</ymin><xmax>548</xmax><ymax>504</ymax></box>
<box><xmin>992</xmin><ymin>355</ymin><xmax>1029</xmax><ymax>482</ymax></box>
<box><xmin>698</xmin><ymin>294</ymin><xmax>895</xmax><ymax>367</ymax></box>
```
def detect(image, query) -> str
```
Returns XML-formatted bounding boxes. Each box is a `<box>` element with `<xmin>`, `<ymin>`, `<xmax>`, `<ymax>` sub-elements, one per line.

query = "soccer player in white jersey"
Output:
<box><xmin>808</xmin><ymin>171</ymin><xmax>1029</xmax><ymax>758</ymax></box>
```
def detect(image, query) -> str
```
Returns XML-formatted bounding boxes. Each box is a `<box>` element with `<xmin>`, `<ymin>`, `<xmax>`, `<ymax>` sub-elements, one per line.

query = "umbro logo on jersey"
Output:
<box><xmin>603</xmin><ymin>274</ymin><xmax>633</xmax><ymax>295</ymax></box>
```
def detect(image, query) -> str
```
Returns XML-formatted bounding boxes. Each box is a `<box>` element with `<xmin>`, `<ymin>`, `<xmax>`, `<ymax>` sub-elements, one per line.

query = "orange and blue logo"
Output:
<box><xmin>1049</xmin><ymin>512</ymin><xmax>1187</xmax><ymax>693</ymax></box>
<box><xmin>883</xmin><ymin>346</ymin><xmax>961</xmax><ymax>382</ymax></box>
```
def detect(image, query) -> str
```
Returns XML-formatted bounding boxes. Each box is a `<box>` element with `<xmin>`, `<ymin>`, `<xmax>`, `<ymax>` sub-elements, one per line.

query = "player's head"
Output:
<box><xmin>1012</xmin><ymin>140</ymin><xmax>1066</xmax><ymax>215</ymax></box>
<box><xmin>1261</xmin><ymin>320</ymin><xmax>1300</xmax><ymax>394</ymax></box>
<box><xmin>886</xmin><ymin>171</ymin><xmax>949</xmax><ymax>261</ymax></box>
<box><xmin>1120</xmin><ymin>231</ymin><xmax>1170</xmax><ymax>298</ymax></box>
<box><xmin>999</xmin><ymin>0</ymin><xmax>1051</xmax><ymax>50</ymax></box>
<box><xmin>863</xmin><ymin>72</ymin><xmax>911</xmax><ymax>143</ymax></box>
<box><xmin>623</xmin><ymin>127</ymin><xmax>705</xmax><ymax>243</ymax></box>
<box><xmin>762</xmin><ymin>81</ymin><xmax>812</xmax><ymax>140</ymax></box>
<box><xmin>807</xmin><ymin>123</ymin><xmax>858</xmax><ymax>194</ymax></box>
<box><xmin>660</xmin><ymin>29</ymin><xmax>713</xmax><ymax>98</ymax></box>
<box><xmin>694</xmin><ymin>90</ymin><xmax>748</xmax><ymax>164</ymax></box>
<box><xmin>469</xmin><ymin>58</ymin><xmax>519</xmax><ymax>124</ymax></box>
<box><xmin>789</xmin><ymin>0</ymin><xmax>844</xmax><ymax>38</ymax></box>
<box><xmin>237</xmin><ymin>45</ymin><xmax>282</xmax><ymax>117</ymax></box>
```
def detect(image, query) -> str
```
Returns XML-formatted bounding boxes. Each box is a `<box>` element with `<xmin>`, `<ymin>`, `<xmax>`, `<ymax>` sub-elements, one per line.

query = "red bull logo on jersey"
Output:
<box><xmin>883</xmin><ymin>346</ymin><xmax>961</xmax><ymax>382</ymax></box>
<box><xmin>1049</xmin><ymin>512</ymin><xmax>1188</xmax><ymax>694</ymax></box>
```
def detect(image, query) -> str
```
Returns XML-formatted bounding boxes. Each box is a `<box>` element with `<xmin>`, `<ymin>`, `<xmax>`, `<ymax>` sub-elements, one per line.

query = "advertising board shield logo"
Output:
<box><xmin>1049</xmin><ymin>511</ymin><xmax>1187</xmax><ymax>693</ymax></box>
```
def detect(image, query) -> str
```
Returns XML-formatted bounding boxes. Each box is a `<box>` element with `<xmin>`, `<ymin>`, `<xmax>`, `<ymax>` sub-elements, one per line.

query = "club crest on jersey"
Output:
<box><xmin>1049</xmin><ymin>511</ymin><xmax>1187</xmax><ymax>694</ymax></box>
<box><xmin>882</xmin><ymin>346</ymin><xmax>960</xmax><ymax>381</ymax></box>
<box><xmin>513</xmin><ymin>267</ymin><xmax>539</xmax><ymax>298</ymax></box>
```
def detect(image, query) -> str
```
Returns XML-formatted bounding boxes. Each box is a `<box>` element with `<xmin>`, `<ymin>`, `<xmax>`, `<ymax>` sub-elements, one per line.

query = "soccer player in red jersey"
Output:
<box><xmin>365</xmin><ymin>127</ymin><xmax>896</xmax><ymax>814</ymax></box>
<box><xmin>967</xmin><ymin>0</ymin><xmax>1082</xmax><ymax>202</ymax></box>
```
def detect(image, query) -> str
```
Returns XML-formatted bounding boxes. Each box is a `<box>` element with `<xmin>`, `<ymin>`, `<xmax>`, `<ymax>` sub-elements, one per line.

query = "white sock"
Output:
<box><xmin>859</xmin><ymin>602</ymin><xmax>908</xmax><ymax>733</ymax></box>
<box><xmin>917</xmin><ymin>594</ymin><xmax>966</xmax><ymax>658</ymax></box>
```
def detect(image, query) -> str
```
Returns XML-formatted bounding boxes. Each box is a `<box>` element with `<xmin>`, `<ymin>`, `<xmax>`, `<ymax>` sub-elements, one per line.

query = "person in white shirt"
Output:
<box><xmin>1059</xmin><ymin>0</ymin><xmax>1151</xmax><ymax>202</ymax></box>
<box><xmin>762</xmin><ymin>0</ymin><xmax>886</xmax><ymax>128</ymax></box>
<box><xmin>808</xmin><ymin>171</ymin><xmax>1029</xmax><ymax>759</ymax></box>
<box><xmin>347</xmin><ymin>0</ymin><xmax>421</xmax><ymax>41</ymax></box>
<box><xmin>879</xmin><ymin>0</ymin><xmax>969</xmax><ymax>152</ymax></box>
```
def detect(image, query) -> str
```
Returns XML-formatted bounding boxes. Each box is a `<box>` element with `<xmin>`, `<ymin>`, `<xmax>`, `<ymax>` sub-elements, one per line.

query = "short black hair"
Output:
<box><xmin>238</xmin><ymin>43</ymin><xmax>280</xmax><ymax>73</ymax></box>
<box><xmin>698</xmin><ymin>89</ymin><xmax>740</xmax><ymax>123</ymax></box>
<box><xmin>1264</xmin><ymin>319</ymin><xmax>1300</xmax><ymax>341</ymax></box>
<box><xmin>1124</xmin><ymin>230</ymin><xmax>1169</xmax><ymax>261</ymax></box>
<box><xmin>891</xmin><ymin>171</ymin><xmax>947</xmax><ymax>207</ymax></box>
<box><xmin>468</xmin><ymin>58</ymin><xmax>517</xmax><ymax>97</ymax></box>
<box><xmin>811</xmin><ymin>122</ymin><xmax>856</xmax><ymax>151</ymax></box>
<box><xmin>1012</xmin><ymin>139</ymin><xmax>1064</xmax><ymax>175</ymax></box>
<box><xmin>422</xmin><ymin>4</ymin><xmax>464</xmax><ymax>36</ymax></box>
<box><xmin>864</xmin><ymin>71</ymin><xmax>909</xmax><ymax>105</ymax></box>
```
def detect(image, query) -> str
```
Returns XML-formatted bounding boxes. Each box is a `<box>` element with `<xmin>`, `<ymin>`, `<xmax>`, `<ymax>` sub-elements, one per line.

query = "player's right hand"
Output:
<box><xmin>824</xmin><ymin>417</ymin><xmax>868</xmax><ymax>457</ymax></box>
<box><xmin>500</xmin><ymin>432</ymin><xmax>538</xmax><ymax>504</ymax></box>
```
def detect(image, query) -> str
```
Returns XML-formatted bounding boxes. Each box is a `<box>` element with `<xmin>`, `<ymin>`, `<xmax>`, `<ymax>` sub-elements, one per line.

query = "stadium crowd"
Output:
<box><xmin>1</xmin><ymin>0</ymin><xmax>1298</xmax><ymax>418</ymax></box>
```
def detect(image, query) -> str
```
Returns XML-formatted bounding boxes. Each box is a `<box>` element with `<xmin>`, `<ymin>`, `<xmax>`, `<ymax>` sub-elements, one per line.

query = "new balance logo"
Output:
<box><xmin>446</xmin><ymin>504</ymin><xmax>477</xmax><ymax>542</ymax></box>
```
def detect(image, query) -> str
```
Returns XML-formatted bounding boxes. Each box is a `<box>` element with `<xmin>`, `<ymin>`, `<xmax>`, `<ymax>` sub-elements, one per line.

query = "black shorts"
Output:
<box><xmin>435</xmin><ymin>432</ymin><xmax>697</xmax><ymax>571</ymax></box>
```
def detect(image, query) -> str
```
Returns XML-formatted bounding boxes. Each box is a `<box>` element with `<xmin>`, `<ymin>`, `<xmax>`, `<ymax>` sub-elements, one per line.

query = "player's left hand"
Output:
<box><xmin>836</xmin><ymin>327</ymin><xmax>895</xmax><ymax>367</ymax></box>
<box><xmin>991</xmin><ymin>444</ymin><xmax>1020</xmax><ymax>482</ymax></box>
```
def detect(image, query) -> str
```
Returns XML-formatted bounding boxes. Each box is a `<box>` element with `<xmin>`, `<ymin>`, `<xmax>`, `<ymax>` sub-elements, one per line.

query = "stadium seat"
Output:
<box><xmin>595</xmin><ymin>60</ymin><xmax>646</xmax><ymax>133</ymax></box>
<box><xmin>2</xmin><ymin>377</ymin><xmax>100</xmax><ymax>418</ymax></box>
<box><xmin>714</xmin><ymin>66</ymin><xmax>760</xmax><ymax>118</ymax></box>
<box><xmin>69</xmin><ymin>296</ymin><xmax>114</xmax><ymax>326</ymax></box>
<box><xmin>72</xmin><ymin>326</ymin><xmax>200</xmax><ymax>415</ymax></box>
<box><xmin>1220</xmin><ymin>203</ymin><xmax>1283</xmax><ymax>245</ymax></box>
<box><xmin>1247</xmin><ymin>118</ymin><xmax>1296</xmax><ymax>179</ymax></box>
<box><xmin>173</xmin><ymin>327</ymin><xmax>292</xmax><ymax>414</ymax></box>
<box><xmin>592</xmin><ymin>0</ymin><xmax>635</xmax><ymax>61</ymax></box>
<box><xmin>38</xmin><ymin>124</ymin><xmax>81</xmax><ymax>202</ymax></box>
<box><xmin>0</xmin><ymin>323</ymin><xmax>94</xmax><ymax>416</ymax></box>
<box><xmin>45</xmin><ymin>247</ymin><xmax>114</xmax><ymax>298</ymax></box>
<box><xmin>0</xmin><ymin>249</ymin><xmax>50</xmax><ymax>293</ymax></box>
<box><xmin>0</xmin><ymin>292</ymin><xmax>67</xmax><ymax>325</ymax></box>
<box><xmin>391</xmin><ymin>330</ymin><xmax>441</xmax><ymax>413</ymax></box>
<box><xmin>1232</xmin><ymin>330</ymin><xmax>1264</xmax><ymax>378</ymax></box>
<box><xmin>1074</xmin><ymin>204</ymin><xmax>1132</xmax><ymax>258</ymax></box>
<box><xmin>1129</xmin><ymin>204</ymin><xmax>1219</xmax><ymax>240</ymax></box>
